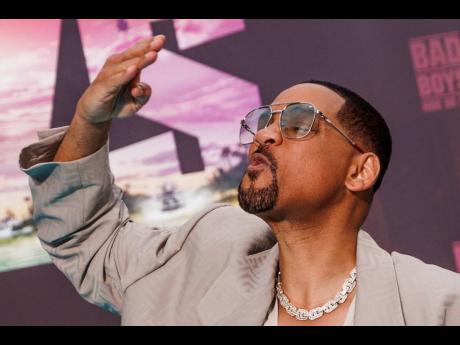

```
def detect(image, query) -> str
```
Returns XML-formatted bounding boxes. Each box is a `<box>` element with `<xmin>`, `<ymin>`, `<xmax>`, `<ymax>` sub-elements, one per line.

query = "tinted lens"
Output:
<box><xmin>239</xmin><ymin>107</ymin><xmax>271</xmax><ymax>144</ymax></box>
<box><xmin>280</xmin><ymin>103</ymin><xmax>315</xmax><ymax>139</ymax></box>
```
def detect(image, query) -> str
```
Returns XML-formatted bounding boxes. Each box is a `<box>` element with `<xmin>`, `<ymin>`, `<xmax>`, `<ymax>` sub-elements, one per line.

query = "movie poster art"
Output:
<box><xmin>0</xmin><ymin>19</ymin><xmax>259</xmax><ymax>272</ymax></box>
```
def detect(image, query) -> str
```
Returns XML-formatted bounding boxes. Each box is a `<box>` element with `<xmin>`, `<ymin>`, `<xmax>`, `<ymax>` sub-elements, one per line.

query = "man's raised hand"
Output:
<box><xmin>75</xmin><ymin>35</ymin><xmax>165</xmax><ymax>124</ymax></box>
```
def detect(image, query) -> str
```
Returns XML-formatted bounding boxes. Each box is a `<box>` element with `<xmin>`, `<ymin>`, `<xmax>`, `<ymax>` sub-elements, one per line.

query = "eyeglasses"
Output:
<box><xmin>239</xmin><ymin>102</ymin><xmax>364</xmax><ymax>153</ymax></box>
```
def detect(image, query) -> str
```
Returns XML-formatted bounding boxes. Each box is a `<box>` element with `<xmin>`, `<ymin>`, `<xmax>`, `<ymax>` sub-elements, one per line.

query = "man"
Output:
<box><xmin>19</xmin><ymin>35</ymin><xmax>460</xmax><ymax>325</ymax></box>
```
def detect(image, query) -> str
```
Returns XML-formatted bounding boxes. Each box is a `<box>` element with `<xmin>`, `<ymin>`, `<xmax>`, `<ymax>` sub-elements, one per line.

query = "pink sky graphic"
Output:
<box><xmin>0</xmin><ymin>19</ymin><xmax>259</xmax><ymax>219</ymax></box>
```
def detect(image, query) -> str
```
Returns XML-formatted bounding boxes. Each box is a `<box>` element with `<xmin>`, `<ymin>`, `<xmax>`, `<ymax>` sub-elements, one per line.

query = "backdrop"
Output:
<box><xmin>0</xmin><ymin>19</ymin><xmax>459</xmax><ymax>325</ymax></box>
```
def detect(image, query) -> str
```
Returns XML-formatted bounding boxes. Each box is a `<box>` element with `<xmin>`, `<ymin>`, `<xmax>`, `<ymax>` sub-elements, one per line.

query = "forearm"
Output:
<box><xmin>53</xmin><ymin>110</ymin><xmax>111</xmax><ymax>162</ymax></box>
<box><xmin>22</xmin><ymin>127</ymin><xmax>127</xmax><ymax>313</ymax></box>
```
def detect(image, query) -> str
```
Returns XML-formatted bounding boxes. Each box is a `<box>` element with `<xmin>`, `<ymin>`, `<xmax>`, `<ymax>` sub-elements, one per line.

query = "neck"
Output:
<box><xmin>267</xmin><ymin>211</ymin><xmax>360</xmax><ymax>309</ymax></box>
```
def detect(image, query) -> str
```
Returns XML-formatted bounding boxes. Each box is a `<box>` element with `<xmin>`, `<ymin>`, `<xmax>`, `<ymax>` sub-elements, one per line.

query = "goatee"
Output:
<box><xmin>237</xmin><ymin>147</ymin><xmax>279</xmax><ymax>214</ymax></box>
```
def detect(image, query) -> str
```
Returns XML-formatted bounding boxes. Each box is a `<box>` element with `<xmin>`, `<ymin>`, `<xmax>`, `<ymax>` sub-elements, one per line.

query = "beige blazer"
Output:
<box><xmin>19</xmin><ymin>126</ymin><xmax>460</xmax><ymax>325</ymax></box>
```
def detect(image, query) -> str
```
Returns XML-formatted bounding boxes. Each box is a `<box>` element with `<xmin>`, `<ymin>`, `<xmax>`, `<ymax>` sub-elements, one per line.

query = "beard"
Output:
<box><xmin>237</xmin><ymin>148</ymin><xmax>279</xmax><ymax>214</ymax></box>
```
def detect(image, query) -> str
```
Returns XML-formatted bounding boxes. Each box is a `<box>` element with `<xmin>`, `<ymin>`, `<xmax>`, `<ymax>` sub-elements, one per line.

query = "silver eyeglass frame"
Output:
<box><xmin>239</xmin><ymin>102</ymin><xmax>364</xmax><ymax>153</ymax></box>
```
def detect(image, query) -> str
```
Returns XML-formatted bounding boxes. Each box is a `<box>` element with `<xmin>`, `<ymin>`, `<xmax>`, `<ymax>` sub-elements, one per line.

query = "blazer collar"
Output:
<box><xmin>353</xmin><ymin>230</ymin><xmax>406</xmax><ymax>325</ymax></box>
<box><xmin>196</xmin><ymin>242</ymin><xmax>279</xmax><ymax>325</ymax></box>
<box><xmin>196</xmin><ymin>230</ymin><xmax>406</xmax><ymax>325</ymax></box>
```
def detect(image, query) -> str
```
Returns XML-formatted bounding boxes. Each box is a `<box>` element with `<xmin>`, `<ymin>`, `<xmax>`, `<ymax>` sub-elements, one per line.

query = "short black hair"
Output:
<box><xmin>303</xmin><ymin>80</ymin><xmax>392</xmax><ymax>193</ymax></box>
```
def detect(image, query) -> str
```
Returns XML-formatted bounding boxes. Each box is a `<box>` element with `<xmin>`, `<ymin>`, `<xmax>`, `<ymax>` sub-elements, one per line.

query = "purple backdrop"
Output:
<box><xmin>0</xmin><ymin>19</ymin><xmax>459</xmax><ymax>325</ymax></box>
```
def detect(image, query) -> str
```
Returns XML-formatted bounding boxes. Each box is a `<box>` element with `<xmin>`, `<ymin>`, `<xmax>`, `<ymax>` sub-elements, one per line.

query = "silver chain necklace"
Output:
<box><xmin>275</xmin><ymin>267</ymin><xmax>357</xmax><ymax>321</ymax></box>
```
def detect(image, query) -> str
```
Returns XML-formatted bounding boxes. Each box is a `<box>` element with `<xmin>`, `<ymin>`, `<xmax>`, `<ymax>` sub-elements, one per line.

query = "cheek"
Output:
<box><xmin>277</xmin><ymin>151</ymin><xmax>346</xmax><ymax>202</ymax></box>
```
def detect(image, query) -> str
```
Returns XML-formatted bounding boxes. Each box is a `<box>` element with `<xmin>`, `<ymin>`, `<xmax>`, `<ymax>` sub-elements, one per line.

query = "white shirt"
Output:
<box><xmin>263</xmin><ymin>296</ymin><xmax>356</xmax><ymax>326</ymax></box>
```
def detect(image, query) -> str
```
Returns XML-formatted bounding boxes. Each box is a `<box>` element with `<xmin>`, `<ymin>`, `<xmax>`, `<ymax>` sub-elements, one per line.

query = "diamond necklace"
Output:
<box><xmin>275</xmin><ymin>267</ymin><xmax>357</xmax><ymax>321</ymax></box>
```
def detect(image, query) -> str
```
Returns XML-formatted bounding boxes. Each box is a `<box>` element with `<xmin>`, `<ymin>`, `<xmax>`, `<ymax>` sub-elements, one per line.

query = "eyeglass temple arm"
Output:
<box><xmin>240</xmin><ymin>119</ymin><xmax>256</xmax><ymax>136</ymax></box>
<box><xmin>318</xmin><ymin>112</ymin><xmax>365</xmax><ymax>154</ymax></box>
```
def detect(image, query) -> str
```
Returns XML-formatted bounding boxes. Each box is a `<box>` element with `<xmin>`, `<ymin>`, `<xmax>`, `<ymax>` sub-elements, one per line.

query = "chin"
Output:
<box><xmin>237</xmin><ymin>183</ymin><xmax>279</xmax><ymax>218</ymax></box>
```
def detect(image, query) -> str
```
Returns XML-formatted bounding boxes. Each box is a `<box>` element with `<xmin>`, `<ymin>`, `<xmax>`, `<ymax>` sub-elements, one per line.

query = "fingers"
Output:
<box><xmin>104</xmin><ymin>64</ymin><xmax>140</xmax><ymax>92</ymax></box>
<box><xmin>131</xmin><ymin>82</ymin><xmax>152</xmax><ymax>104</ymax></box>
<box><xmin>91</xmin><ymin>34</ymin><xmax>165</xmax><ymax>117</ymax></box>
<box><xmin>98</xmin><ymin>35</ymin><xmax>164</xmax><ymax>84</ymax></box>
<box><xmin>150</xmin><ymin>34</ymin><xmax>165</xmax><ymax>52</ymax></box>
<box><xmin>103</xmin><ymin>50</ymin><xmax>158</xmax><ymax>92</ymax></box>
<box><xmin>105</xmin><ymin>37</ymin><xmax>153</xmax><ymax>66</ymax></box>
<box><xmin>116</xmin><ymin>82</ymin><xmax>152</xmax><ymax>118</ymax></box>
<box><xmin>106</xmin><ymin>35</ymin><xmax>165</xmax><ymax>66</ymax></box>
<box><xmin>109</xmin><ymin>49</ymin><xmax>159</xmax><ymax>75</ymax></box>
<box><xmin>102</xmin><ymin>36</ymin><xmax>163</xmax><ymax>90</ymax></box>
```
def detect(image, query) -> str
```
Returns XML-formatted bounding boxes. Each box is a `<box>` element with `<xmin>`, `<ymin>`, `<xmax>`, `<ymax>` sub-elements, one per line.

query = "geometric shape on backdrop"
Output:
<box><xmin>52</xmin><ymin>19</ymin><xmax>204</xmax><ymax>173</ymax></box>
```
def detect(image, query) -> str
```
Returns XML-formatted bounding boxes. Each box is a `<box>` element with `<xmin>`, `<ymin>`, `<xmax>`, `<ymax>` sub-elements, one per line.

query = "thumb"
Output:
<box><xmin>131</xmin><ymin>82</ymin><xmax>152</xmax><ymax>110</ymax></box>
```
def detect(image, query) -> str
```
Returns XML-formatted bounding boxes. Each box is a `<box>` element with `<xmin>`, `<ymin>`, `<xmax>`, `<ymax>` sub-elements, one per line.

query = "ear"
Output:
<box><xmin>345</xmin><ymin>153</ymin><xmax>381</xmax><ymax>193</ymax></box>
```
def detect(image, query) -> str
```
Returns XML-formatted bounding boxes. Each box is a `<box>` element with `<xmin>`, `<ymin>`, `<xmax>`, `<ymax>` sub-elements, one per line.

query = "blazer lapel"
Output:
<box><xmin>354</xmin><ymin>230</ymin><xmax>406</xmax><ymax>325</ymax></box>
<box><xmin>196</xmin><ymin>243</ymin><xmax>279</xmax><ymax>325</ymax></box>
<box><xmin>196</xmin><ymin>229</ymin><xmax>406</xmax><ymax>325</ymax></box>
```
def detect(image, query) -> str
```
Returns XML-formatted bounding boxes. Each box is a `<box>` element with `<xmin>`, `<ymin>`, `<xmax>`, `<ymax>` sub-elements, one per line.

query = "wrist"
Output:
<box><xmin>74</xmin><ymin>106</ymin><xmax>112</xmax><ymax>129</ymax></box>
<box><xmin>70</xmin><ymin>105</ymin><xmax>112</xmax><ymax>146</ymax></box>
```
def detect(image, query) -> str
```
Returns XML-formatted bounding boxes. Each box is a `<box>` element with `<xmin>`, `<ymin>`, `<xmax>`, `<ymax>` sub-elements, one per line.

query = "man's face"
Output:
<box><xmin>238</xmin><ymin>83</ymin><xmax>357</xmax><ymax>221</ymax></box>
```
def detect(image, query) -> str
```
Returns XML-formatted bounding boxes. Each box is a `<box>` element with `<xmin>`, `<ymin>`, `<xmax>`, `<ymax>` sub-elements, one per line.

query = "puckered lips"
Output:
<box><xmin>248</xmin><ymin>152</ymin><xmax>270</xmax><ymax>171</ymax></box>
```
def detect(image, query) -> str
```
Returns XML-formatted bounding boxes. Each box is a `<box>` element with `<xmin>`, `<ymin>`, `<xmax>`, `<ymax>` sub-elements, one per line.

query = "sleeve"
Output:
<box><xmin>18</xmin><ymin>126</ymin><xmax>193</xmax><ymax>315</ymax></box>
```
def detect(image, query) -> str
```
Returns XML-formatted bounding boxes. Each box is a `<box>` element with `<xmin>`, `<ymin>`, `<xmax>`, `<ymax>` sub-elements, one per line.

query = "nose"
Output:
<box><xmin>252</xmin><ymin>113</ymin><xmax>283</xmax><ymax>147</ymax></box>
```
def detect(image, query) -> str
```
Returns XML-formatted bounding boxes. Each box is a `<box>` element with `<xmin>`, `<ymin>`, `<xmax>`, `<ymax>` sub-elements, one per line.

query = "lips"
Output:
<box><xmin>249</xmin><ymin>153</ymin><xmax>270</xmax><ymax>168</ymax></box>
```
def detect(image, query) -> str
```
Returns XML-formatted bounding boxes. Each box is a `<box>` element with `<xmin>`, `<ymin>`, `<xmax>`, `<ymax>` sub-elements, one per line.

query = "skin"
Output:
<box><xmin>53</xmin><ymin>35</ymin><xmax>165</xmax><ymax>162</ymax></box>
<box><xmin>240</xmin><ymin>83</ymin><xmax>381</xmax><ymax>325</ymax></box>
<box><xmin>53</xmin><ymin>36</ymin><xmax>381</xmax><ymax>326</ymax></box>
